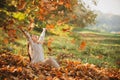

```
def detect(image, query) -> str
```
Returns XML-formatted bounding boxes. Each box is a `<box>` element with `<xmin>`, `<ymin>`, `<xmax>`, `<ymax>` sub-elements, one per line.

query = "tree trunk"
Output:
<box><xmin>21</xmin><ymin>28</ymin><xmax>60</xmax><ymax>68</ymax></box>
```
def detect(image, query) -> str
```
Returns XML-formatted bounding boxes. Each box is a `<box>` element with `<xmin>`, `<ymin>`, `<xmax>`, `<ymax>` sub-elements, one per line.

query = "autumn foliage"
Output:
<box><xmin>0</xmin><ymin>0</ymin><xmax>97</xmax><ymax>41</ymax></box>
<box><xmin>1</xmin><ymin>0</ymin><xmax>117</xmax><ymax>80</ymax></box>
<box><xmin>0</xmin><ymin>52</ymin><xmax>119</xmax><ymax>80</ymax></box>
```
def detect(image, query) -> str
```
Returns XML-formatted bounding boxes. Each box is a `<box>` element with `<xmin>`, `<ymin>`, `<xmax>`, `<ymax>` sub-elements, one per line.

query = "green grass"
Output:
<box><xmin>0</xmin><ymin>27</ymin><xmax>120</xmax><ymax>68</ymax></box>
<box><xmin>73</xmin><ymin>28</ymin><xmax>120</xmax><ymax>68</ymax></box>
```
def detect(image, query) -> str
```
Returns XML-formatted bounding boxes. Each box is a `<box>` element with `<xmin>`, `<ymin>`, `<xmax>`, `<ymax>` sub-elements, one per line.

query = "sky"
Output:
<box><xmin>82</xmin><ymin>0</ymin><xmax>120</xmax><ymax>15</ymax></box>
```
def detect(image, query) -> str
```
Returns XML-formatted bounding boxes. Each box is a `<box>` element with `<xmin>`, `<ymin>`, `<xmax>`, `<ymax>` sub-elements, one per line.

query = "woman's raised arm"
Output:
<box><xmin>20</xmin><ymin>28</ymin><xmax>33</xmax><ymax>45</ymax></box>
<box><xmin>38</xmin><ymin>28</ymin><xmax>46</xmax><ymax>44</ymax></box>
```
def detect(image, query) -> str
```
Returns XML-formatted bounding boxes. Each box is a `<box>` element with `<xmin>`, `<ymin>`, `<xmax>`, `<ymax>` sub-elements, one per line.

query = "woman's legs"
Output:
<box><xmin>43</xmin><ymin>57</ymin><xmax>60</xmax><ymax>68</ymax></box>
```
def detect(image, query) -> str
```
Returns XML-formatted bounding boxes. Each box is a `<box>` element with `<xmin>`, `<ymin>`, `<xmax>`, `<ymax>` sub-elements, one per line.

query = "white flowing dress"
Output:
<box><xmin>25</xmin><ymin>28</ymin><xmax>46</xmax><ymax>63</ymax></box>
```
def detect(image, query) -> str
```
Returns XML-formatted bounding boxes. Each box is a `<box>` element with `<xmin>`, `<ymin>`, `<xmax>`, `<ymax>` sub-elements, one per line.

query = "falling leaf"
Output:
<box><xmin>57</xmin><ymin>20</ymin><xmax>63</xmax><ymax>26</ymax></box>
<box><xmin>72</xmin><ymin>15</ymin><xmax>77</xmax><ymax>19</ymax></box>
<box><xmin>8</xmin><ymin>29</ymin><xmax>16</xmax><ymax>38</ymax></box>
<box><xmin>62</xmin><ymin>27</ymin><xmax>70</xmax><ymax>32</ymax></box>
<box><xmin>58</xmin><ymin>0</ymin><xmax>64</xmax><ymax>5</ymax></box>
<box><xmin>48</xmin><ymin>47</ymin><xmax>52</xmax><ymax>52</ymax></box>
<box><xmin>46</xmin><ymin>24</ymin><xmax>55</xmax><ymax>30</ymax></box>
<box><xmin>79</xmin><ymin>41</ymin><xmax>86</xmax><ymax>50</ymax></box>
<box><xmin>65</xmin><ymin>3</ymin><xmax>71</xmax><ymax>9</ymax></box>
<box><xmin>47</xmin><ymin>37</ymin><xmax>54</xmax><ymax>47</ymax></box>
<box><xmin>97</xmin><ymin>55</ymin><xmax>104</xmax><ymax>59</ymax></box>
<box><xmin>28</xmin><ymin>19</ymin><xmax>35</xmax><ymax>31</ymax></box>
<box><xmin>71</xmin><ymin>39</ymin><xmax>75</xmax><ymax>44</ymax></box>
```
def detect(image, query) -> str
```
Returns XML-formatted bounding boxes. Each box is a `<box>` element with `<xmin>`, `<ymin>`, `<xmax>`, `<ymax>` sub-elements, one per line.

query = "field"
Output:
<box><xmin>46</xmin><ymin>28</ymin><xmax>120</xmax><ymax>68</ymax></box>
<box><xmin>0</xmin><ymin>27</ymin><xmax>120</xmax><ymax>79</ymax></box>
<box><xmin>0</xmin><ymin>27</ymin><xmax>120</xmax><ymax>68</ymax></box>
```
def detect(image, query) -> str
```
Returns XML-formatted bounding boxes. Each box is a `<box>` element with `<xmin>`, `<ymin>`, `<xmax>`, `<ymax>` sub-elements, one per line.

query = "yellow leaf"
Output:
<box><xmin>13</xmin><ymin>12</ymin><xmax>26</xmax><ymax>20</ymax></box>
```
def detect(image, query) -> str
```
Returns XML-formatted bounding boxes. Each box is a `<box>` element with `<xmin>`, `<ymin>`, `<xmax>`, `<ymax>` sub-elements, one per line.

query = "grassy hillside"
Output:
<box><xmin>73</xmin><ymin>28</ymin><xmax>120</xmax><ymax>68</ymax></box>
<box><xmin>0</xmin><ymin>27</ymin><xmax>120</xmax><ymax>68</ymax></box>
<box><xmin>47</xmin><ymin>28</ymin><xmax>120</xmax><ymax>68</ymax></box>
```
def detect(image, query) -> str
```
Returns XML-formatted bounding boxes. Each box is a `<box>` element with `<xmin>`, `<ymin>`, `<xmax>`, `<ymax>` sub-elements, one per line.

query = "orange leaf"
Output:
<box><xmin>9</xmin><ymin>66</ymin><xmax>15</xmax><ymax>72</ymax></box>
<box><xmin>71</xmin><ymin>39</ymin><xmax>75</xmax><ymax>44</ymax></box>
<box><xmin>47</xmin><ymin>41</ymin><xmax>52</xmax><ymax>47</ymax></box>
<box><xmin>3</xmin><ymin>38</ymin><xmax>9</xmax><ymax>44</ymax></box>
<box><xmin>46</xmin><ymin>24</ymin><xmax>54</xmax><ymax>30</ymax></box>
<box><xmin>65</xmin><ymin>3</ymin><xmax>71</xmax><ymax>9</ymax></box>
<box><xmin>17</xmin><ymin>0</ymin><xmax>26</xmax><ymax>10</ymax></box>
<box><xmin>39</xmin><ymin>8</ymin><xmax>45</xmax><ymax>15</ymax></box>
<box><xmin>50</xmin><ymin>6</ymin><xmax>56</xmax><ymax>11</ymax></box>
<box><xmin>38</xmin><ymin>16</ymin><xmax>45</xmax><ymax>21</ymax></box>
<box><xmin>28</xmin><ymin>22</ymin><xmax>35</xmax><ymax>31</ymax></box>
<box><xmin>62</xmin><ymin>27</ymin><xmax>70</xmax><ymax>32</ymax></box>
<box><xmin>72</xmin><ymin>15</ymin><xmax>77</xmax><ymax>19</ymax></box>
<box><xmin>57</xmin><ymin>20</ymin><xmax>63</xmax><ymax>25</ymax></box>
<box><xmin>58</xmin><ymin>0</ymin><xmax>64</xmax><ymax>5</ymax></box>
<box><xmin>46</xmin><ymin>76</ymin><xmax>52</xmax><ymax>80</ymax></box>
<box><xmin>17</xmin><ymin>67</ymin><xmax>22</xmax><ymax>72</ymax></box>
<box><xmin>47</xmin><ymin>37</ymin><xmax>54</xmax><ymax>47</ymax></box>
<box><xmin>79</xmin><ymin>41</ymin><xmax>86</xmax><ymax>50</ymax></box>
<box><xmin>8</xmin><ymin>29</ymin><xmax>16</xmax><ymax>38</ymax></box>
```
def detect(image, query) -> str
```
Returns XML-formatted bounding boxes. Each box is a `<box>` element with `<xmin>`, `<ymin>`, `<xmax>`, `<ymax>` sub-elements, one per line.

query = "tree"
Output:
<box><xmin>0</xmin><ymin>0</ymin><xmax>96</xmax><ymax>33</ymax></box>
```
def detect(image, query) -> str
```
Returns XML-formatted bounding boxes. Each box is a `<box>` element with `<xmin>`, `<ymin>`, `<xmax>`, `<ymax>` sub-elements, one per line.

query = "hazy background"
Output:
<box><xmin>83</xmin><ymin>0</ymin><xmax>120</xmax><ymax>32</ymax></box>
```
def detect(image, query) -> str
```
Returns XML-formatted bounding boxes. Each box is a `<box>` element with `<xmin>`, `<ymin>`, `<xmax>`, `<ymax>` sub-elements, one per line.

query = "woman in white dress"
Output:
<box><xmin>21</xmin><ymin>28</ymin><xmax>60</xmax><ymax>68</ymax></box>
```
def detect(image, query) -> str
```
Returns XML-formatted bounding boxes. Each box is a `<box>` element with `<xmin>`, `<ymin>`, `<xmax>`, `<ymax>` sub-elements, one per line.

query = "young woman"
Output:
<box><xmin>21</xmin><ymin>28</ymin><xmax>60</xmax><ymax>68</ymax></box>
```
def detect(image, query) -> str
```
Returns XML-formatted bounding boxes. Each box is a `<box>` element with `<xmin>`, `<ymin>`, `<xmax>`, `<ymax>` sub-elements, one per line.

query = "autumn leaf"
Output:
<box><xmin>17</xmin><ymin>0</ymin><xmax>26</xmax><ymax>10</ymax></box>
<box><xmin>46</xmin><ymin>24</ymin><xmax>55</xmax><ymax>30</ymax></box>
<box><xmin>8</xmin><ymin>29</ymin><xmax>16</xmax><ymax>38</ymax></box>
<box><xmin>96</xmin><ymin>55</ymin><xmax>104</xmax><ymax>59</ymax></box>
<box><xmin>38</xmin><ymin>16</ymin><xmax>45</xmax><ymax>21</ymax></box>
<box><xmin>0</xmin><ymin>53</ymin><xmax>120</xmax><ymax>79</ymax></box>
<box><xmin>46</xmin><ymin>76</ymin><xmax>52</xmax><ymax>80</ymax></box>
<box><xmin>62</xmin><ymin>27</ymin><xmax>70</xmax><ymax>32</ymax></box>
<box><xmin>50</xmin><ymin>6</ymin><xmax>57</xmax><ymax>11</ymax></box>
<box><xmin>39</xmin><ymin>8</ymin><xmax>45</xmax><ymax>15</ymax></box>
<box><xmin>9</xmin><ymin>66</ymin><xmax>15</xmax><ymax>72</ymax></box>
<box><xmin>79</xmin><ymin>41</ymin><xmax>86</xmax><ymax>50</ymax></box>
<box><xmin>58</xmin><ymin>0</ymin><xmax>64</xmax><ymax>5</ymax></box>
<box><xmin>28</xmin><ymin>19</ymin><xmax>35</xmax><ymax>31</ymax></box>
<box><xmin>57</xmin><ymin>18</ymin><xmax>69</xmax><ymax>26</ymax></box>
<box><xmin>17</xmin><ymin>67</ymin><xmax>22</xmax><ymax>72</ymax></box>
<box><xmin>12</xmin><ymin>12</ymin><xmax>26</xmax><ymax>20</ymax></box>
<box><xmin>65</xmin><ymin>3</ymin><xmax>71</xmax><ymax>9</ymax></box>
<box><xmin>57</xmin><ymin>20</ymin><xmax>63</xmax><ymax>26</ymax></box>
<box><xmin>72</xmin><ymin>15</ymin><xmax>77</xmax><ymax>19</ymax></box>
<box><xmin>71</xmin><ymin>39</ymin><xmax>75</xmax><ymax>44</ymax></box>
<box><xmin>47</xmin><ymin>37</ymin><xmax>54</xmax><ymax>47</ymax></box>
<box><xmin>3</xmin><ymin>38</ymin><xmax>9</xmax><ymax>44</ymax></box>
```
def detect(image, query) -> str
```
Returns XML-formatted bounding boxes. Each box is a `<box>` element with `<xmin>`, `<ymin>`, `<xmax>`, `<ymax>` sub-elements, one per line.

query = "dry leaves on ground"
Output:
<box><xmin>0</xmin><ymin>52</ymin><xmax>120</xmax><ymax>80</ymax></box>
